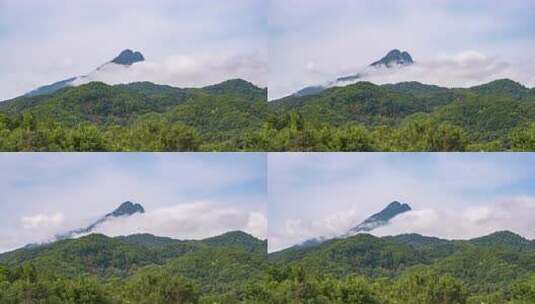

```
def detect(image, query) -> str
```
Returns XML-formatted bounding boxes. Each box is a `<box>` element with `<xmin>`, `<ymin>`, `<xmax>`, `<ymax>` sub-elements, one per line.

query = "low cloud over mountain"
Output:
<box><xmin>23</xmin><ymin>49</ymin><xmax>266</xmax><ymax>99</ymax></box>
<box><xmin>292</xmin><ymin>49</ymin><xmax>534</xmax><ymax>98</ymax></box>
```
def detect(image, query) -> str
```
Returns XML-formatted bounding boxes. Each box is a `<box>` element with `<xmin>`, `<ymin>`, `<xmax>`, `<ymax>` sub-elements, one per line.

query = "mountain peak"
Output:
<box><xmin>470</xmin><ymin>230</ymin><xmax>534</xmax><ymax>250</ymax></box>
<box><xmin>293</xmin><ymin>49</ymin><xmax>415</xmax><ymax>97</ymax></box>
<box><xmin>111</xmin><ymin>49</ymin><xmax>145</xmax><ymax>65</ymax></box>
<box><xmin>385</xmin><ymin>200</ymin><xmax>410</xmax><ymax>210</ymax></box>
<box><xmin>366</xmin><ymin>200</ymin><xmax>411</xmax><ymax>223</ymax></box>
<box><xmin>107</xmin><ymin>201</ymin><xmax>145</xmax><ymax>217</ymax></box>
<box><xmin>52</xmin><ymin>201</ymin><xmax>144</xmax><ymax>242</ymax></box>
<box><xmin>371</xmin><ymin>49</ymin><xmax>413</xmax><ymax>68</ymax></box>
<box><xmin>349</xmin><ymin>201</ymin><xmax>412</xmax><ymax>234</ymax></box>
<box><xmin>469</xmin><ymin>78</ymin><xmax>530</xmax><ymax>99</ymax></box>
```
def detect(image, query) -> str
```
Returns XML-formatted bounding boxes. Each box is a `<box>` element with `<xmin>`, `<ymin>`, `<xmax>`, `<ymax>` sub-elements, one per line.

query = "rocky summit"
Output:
<box><xmin>23</xmin><ymin>49</ymin><xmax>146</xmax><ymax>97</ymax></box>
<box><xmin>111</xmin><ymin>49</ymin><xmax>145</xmax><ymax>65</ymax></box>
<box><xmin>296</xmin><ymin>49</ymin><xmax>415</xmax><ymax>96</ymax></box>
<box><xmin>349</xmin><ymin>201</ymin><xmax>412</xmax><ymax>233</ymax></box>
<box><xmin>55</xmin><ymin>201</ymin><xmax>145</xmax><ymax>241</ymax></box>
<box><xmin>107</xmin><ymin>201</ymin><xmax>145</xmax><ymax>217</ymax></box>
<box><xmin>371</xmin><ymin>49</ymin><xmax>414</xmax><ymax>68</ymax></box>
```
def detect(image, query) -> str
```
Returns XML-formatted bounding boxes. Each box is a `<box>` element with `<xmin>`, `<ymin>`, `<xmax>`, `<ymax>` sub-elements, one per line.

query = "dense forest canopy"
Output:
<box><xmin>1</xmin><ymin>78</ymin><xmax>535</xmax><ymax>151</ymax></box>
<box><xmin>0</xmin><ymin>231</ymin><xmax>268</xmax><ymax>303</ymax></box>
<box><xmin>1</xmin><ymin>230</ymin><xmax>533</xmax><ymax>303</ymax></box>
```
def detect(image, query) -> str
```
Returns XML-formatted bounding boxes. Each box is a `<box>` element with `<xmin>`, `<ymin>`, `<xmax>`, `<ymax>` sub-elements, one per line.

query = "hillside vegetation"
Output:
<box><xmin>0</xmin><ymin>231</ymin><xmax>267</xmax><ymax>303</ymax></box>
<box><xmin>2</xmin><ymin>79</ymin><xmax>535</xmax><ymax>151</ymax></box>
<box><xmin>2</xmin><ymin>230</ymin><xmax>533</xmax><ymax>303</ymax></box>
<box><xmin>265</xmin><ymin>231</ymin><xmax>535</xmax><ymax>304</ymax></box>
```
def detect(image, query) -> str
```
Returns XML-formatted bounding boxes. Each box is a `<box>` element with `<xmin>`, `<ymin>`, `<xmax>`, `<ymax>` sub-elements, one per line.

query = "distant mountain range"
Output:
<box><xmin>56</xmin><ymin>201</ymin><xmax>145</xmax><ymax>240</ymax></box>
<box><xmin>25</xmin><ymin>49</ymin><xmax>146</xmax><ymax>97</ymax></box>
<box><xmin>295</xmin><ymin>49</ymin><xmax>414</xmax><ymax>97</ymax></box>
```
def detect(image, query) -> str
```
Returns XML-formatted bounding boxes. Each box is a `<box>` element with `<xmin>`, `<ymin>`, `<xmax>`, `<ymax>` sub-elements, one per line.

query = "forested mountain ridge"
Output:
<box><xmin>2</xmin><ymin>77</ymin><xmax>535</xmax><ymax>151</ymax></box>
<box><xmin>0</xmin><ymin>231</ymin><xmax>266</xmax><ymax>274</ymax></box>
<box><xmin>258</xmin><ymin>78</ymin><xmax>535</xmax><ymax>152</ymax></box>
<box><xmin>1</xmin><ymin>230</ymin><xmax>534</xmax><ymax>303</ymax></box>
<box><xmin>0</xmin><ymin>78</ymin><xmax>266</xmax><ymax>131</ymax></box>
<box><xmin>269</xmin><ymin>78</ymin><xmax>535</xmax><ymax>129</ymax></box>
<box><xmin>0</xmin><ymin>231</ymin><xmax>267</xmax><ymax>303</ymax></box>
<box><xmin>267</xmin><ymin>230</ymin><xmax>535</xmax><ymax>303</ymax></box>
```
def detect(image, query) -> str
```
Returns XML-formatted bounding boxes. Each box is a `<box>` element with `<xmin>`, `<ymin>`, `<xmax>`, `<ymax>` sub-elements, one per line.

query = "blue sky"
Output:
<box><xmin>0</xmin><ymin>0</ymin><xmax>267</xmax><ymax>100</ymax></box>
<box><xmin>268</xmin><ymin>153</ymin><xmax>535</xmax><ymax>251</ymax></box>
<box><xmin>0</xmin><ymin>153</ymin><xmax>267</xmax><ymax>253</ymax></box>
<box><xmin>268</xmin><ymin>0</ymin><xmax>535</xmax><ymax>99</ymax></box>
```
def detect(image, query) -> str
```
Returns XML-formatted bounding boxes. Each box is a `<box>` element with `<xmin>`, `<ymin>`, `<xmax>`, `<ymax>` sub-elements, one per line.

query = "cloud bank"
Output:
<box><xmin>72</xmin><ymin>51</ymin><xmax>266</xmax><ymax>89</ymax></box>
<box><xmin>374</xmin><ymin>197</ymin><xmax>535</xmax><ymax>240</ymax></box>
<box><xmin>0</xmin><ymin>0</ymin><xmax>267</xmax><ymax>100</ymax></box>
<box><xmin>21</xmin><ymin>213</ymin><xmax>64</xmax><ymax>230</ymax></box>
<box><xmin>332</xmin><ymin>51</ymin><xmax>535</xmax><ymax>90</ymax></box>
<box><xmin>19</xmin><ymin>201</ymin><xmax>267</xmax><ymax>248</ymax></box>
<box><xmin>91</xmin><ymin>201</ymin><xmax>267</xmax><ymax>240</ymax></box>
<box><xmin>268</xmin><ymin>0</ymin><xmax>535</xmax><ymax>99</ymax></box>
<box><xmin>0</xmin><ymin>153</ymin><xmax>266</xmax><ymax>253</ymax></box>
<box><xmin>268</xmin><ymin>153</ymin><xmax>535</xmax><ymax>252</ymax></box>
<box><xmin>272</xmin><ymin>196</ymin><xmax>535</xmax><ymax>252</ymax></box>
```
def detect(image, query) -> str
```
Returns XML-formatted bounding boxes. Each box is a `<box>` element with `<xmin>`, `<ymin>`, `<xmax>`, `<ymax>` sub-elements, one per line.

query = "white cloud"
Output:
<box><xmin>268</xmin><ymin>0</ymin><xmax>535</xmax><ymax>99</ymax></box>
<box><xmin>91</xmin><ymin>201</ymin><xmax>267</xmax><ymax>240</ymax></box>
<box><xmin>269</xmin><ymin>209</ymin><xmax>362</xmax><ymax>252</ymax></box>
<box><xmin>339</xmin><ymin>51</ymin><xmax>535</xmax><ymax>89</ymax></box>
<box><xmin>2</xmin><ymin>212</ymin><xmax>72</xmax><ymax>249</ymax></box>
<box><xmin>374</xmin><ymin>197</ymin><xmax>535</xmax><ymax>240</ymax></box>
<box><xmin>268</xmin><ymin>153</ymin><xmax>535</xmax><ymax>251</ymax></box>
<box><xmin>246</xmin><ymin>212</ymin><xmax>268</xmax><ymax>240</ymax></box>
<box><xmin>72</xmin><ymin>51</ymin><xmax>267</xmax><ymax>89</ymax></box>
<box><xmin>0</xmin><ymin>0</ymin><xmax>267</xmax><ymax>100</ymax></box>
<box><xmin>21</xmin><ymin>213</ymin><xmax>64</xmax><ymax>230</ymax></box>
<box><xmin>0</xmin><ymin>153</ymin><xmax>266</xmax><ymax>253</ymax></box>
<box><xmin>270</xmin><ymin>196</ymin><xmax>535</xmax><ymax>252</ymax></box>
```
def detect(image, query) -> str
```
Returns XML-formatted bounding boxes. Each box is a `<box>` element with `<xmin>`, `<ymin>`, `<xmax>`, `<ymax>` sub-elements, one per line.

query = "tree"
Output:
<box><xmin>509</xmin><ymin>123</ymin><xmax>535</xmax><ymax>151</ymax></box>
<box><xmin>125</xmin><ymin>267</ymin><xmax>200</xmax><ymax>304</ymax></box>
<box><xmin>508</xmin><ymin>277</ymin><xmax>535</xmax><ymax>304</ymax></box>
<box><xmin>392</xmin><ymin>271</ymin><xmax>469</xmax><ymax>304</ymax></box>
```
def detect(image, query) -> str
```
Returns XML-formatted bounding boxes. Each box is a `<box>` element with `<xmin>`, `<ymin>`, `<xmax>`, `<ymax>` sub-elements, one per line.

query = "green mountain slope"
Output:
<box><xmin>270</xmin><ymin>234</ymin><xmax>432</xmax><ymax>278</ymax></box>
<box><xmin>468</xmin><ymin>230</ymin><xmax>535</xmax><ymax>251</ymax></box>
<box><xmin>0</xmin><ymin>231</ymin><xmax>266</xmax><ymax>278</ymax></box>
<box><xmin>0</xmin><ymin>79</ymin><xmax>267</xmax><ymax>140</ymax></box>
<box><xmin>468</xmin><ymin>79</ymin><xmax>532</xmax><ymax>99</ymax></box>
<box><xmin>269</xmin><ymin>79</ymin><xmax>535</xmax><ymax>131</ymax></box>
<box><xmin>422</xmin><ymin>94</ymin><xmax>535</xmax><ymax>141</ymax></box>
<box><xmin>257</xmin><ymin>79</ymin><xmax>535</xmax><ymax>152</ymax></box>
<box><xmin>201</xmin><ymin>230</ymin><xmax>267</xmax><ymax>255</ymax></box>
<box><xmin>0</xmin><ymin>231</ymin><xmax>267</xmax><ymax>303</ymax></box>
<box><xmin>270</xmin><ymin>231</ymin><xmax>535</xmax><ymax>301</ymax></box>
<box><xmin>1</xmin><ymin>230</ymin><xmax>533</xmax><ymax>303</ymax></box>
<box><xmin>0</xmin><ymin>234</ymin><xmax>160</xmax><ymax>277</ymax></box>
<box><xmin>2</xmin><ymin>78</ymin><xmax>535</xmax><ymax>151</ymax></box>
<box><xmin>269</xmin><ymin>82</ymin><xmax>449</xmax><ymax>126</ymax></box>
